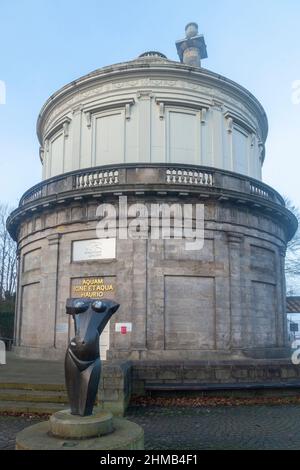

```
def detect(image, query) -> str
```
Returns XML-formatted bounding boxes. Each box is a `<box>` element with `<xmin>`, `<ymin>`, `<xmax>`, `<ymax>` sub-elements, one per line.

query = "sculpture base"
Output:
<box><xmin>15</xmin><ymin>412</ymin><xmax>144</xmax><ymax>450</ymax></box>
<box><xmin>49</xmin><ymin>410</ymin><xmax>113</xmax><ymax>439</ymax></box>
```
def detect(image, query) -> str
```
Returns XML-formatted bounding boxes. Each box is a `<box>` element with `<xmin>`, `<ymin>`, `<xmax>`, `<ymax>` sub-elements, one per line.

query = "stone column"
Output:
<box><xmin>277</xmin><ymin>246</ymin><xmax>288</xmax><ymax>347</ymax></box>
<box><xmin>146</xmin><ymin>239</ymin><xmax>165</xmax><ymax>351</ymax></box>
<box><xmin>72</xmin><ymin>106</ymin><xmax>82</xmax><ymax>169</ymax></box>
<box><xmin>137</xmin><ymin>92</ymin><xmax>152</xmax><ymax>162</ymax></box>
<box><xmin>214</xmin><ymin>234</ymin><xmax>231</xmax><ymax>351</ymax></box>
<box><xmin>211</xmin><ymin>105</ymin><xmax>224</xmax><ymax>168</ymax></box>
<box><xmin>227</xmin><ymin>232</ymin><xmax>244</xmax><ymax>349</ymax></box>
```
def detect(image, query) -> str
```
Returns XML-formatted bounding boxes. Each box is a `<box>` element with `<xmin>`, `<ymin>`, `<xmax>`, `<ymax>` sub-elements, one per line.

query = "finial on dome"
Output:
<box><xmin>176</xmin><ymin>22</ymin><xmax>207</xmax><ymax>68</ymax></box>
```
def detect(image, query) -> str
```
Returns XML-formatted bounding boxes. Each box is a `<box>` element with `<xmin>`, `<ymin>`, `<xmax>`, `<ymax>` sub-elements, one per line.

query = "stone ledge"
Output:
<box><xmin>132</xmin><ymin>360</ymin><xmax>300</xmax><ymax>395</ymax></box>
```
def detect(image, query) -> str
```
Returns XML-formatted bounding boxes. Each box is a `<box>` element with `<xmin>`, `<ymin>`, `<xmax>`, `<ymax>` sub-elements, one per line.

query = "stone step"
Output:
<box><xmin>145</xmin><ymin>380</ymin><xmax>300</xmax><ymax>392</ymax></box>
<box><xmin>0</xmin><ymin>382</ymin><xmax>65</xmax><ymax>392</ymax></box>
<box><xmin>0</xmin><ymin>389</ymin><xmax>68</xmax><ymax>404</ymax></box>
<box><xmin>0</xmin><ymin>400</ymin><xmax>66</xmax><ymax>414</ymax></box>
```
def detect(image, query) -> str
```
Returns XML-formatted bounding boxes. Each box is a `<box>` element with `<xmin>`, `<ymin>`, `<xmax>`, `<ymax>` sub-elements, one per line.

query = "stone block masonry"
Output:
<box><xmin>99</xmin><ymin>361</ymin><xmax>132</xmax><ymax>416</ymax></box>
<box><xmin>132</xmin><ymin>360</ymin><xmax>300</xmax><ymax>396</ymax></box>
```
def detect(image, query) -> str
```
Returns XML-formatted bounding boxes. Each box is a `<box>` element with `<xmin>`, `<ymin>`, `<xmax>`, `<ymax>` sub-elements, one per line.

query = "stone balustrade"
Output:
<box><xmin>250</xmin><ymin>182</ymin><xmax>274</xmax><ymax>201</ymax></box>
<box><xmin>18</xmin><ymin>163</ymin><xmax>284</xmax><ymax>209</ymax></box>
<box><xmin>166</xmin><ymin>168</ymin><xmax>213</xmax><ymax>186</ymax></box>
<box><xmin>74</xmin><ymin>170</ymin><xmax>120</xmax><ymax>189</ymax></box>
<box><xmin>21</xmin><ymin>187</ymin><xmax>43</xmax><ymax>205</ymax></box>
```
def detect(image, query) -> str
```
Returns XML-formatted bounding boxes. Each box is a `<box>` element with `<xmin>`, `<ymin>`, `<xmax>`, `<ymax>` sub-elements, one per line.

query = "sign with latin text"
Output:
<box><xmin>71</xmin><ymin>277</ymin><xmax>116</xmax><ymax>299</ymax></box>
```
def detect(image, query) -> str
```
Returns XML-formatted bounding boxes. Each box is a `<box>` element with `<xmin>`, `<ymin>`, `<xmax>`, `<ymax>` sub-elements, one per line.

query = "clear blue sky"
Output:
<box><xmin>0</xmin><ymin>0</ymin><xmax>300</xmax><ymax>209</ymax></box>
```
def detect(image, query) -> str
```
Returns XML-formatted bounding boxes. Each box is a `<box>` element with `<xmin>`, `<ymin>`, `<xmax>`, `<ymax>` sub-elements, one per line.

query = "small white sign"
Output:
<box><xmin>73</xmin><ymin>238</ymin><xmax>116</xmax><ymax>262</ymax></box>
<box><xmin>115</xmin><ymin>323</ymin><xmax>132</xmax><ymax>334</ymax></box>
<box><xmin>0</xmin><ymin>340</ymin><xmax>6</xmax><ymax>365</ymax></box>
<box><xmin>56</xmin><ymin>323</ymin><xmax>68</xmax><ymax>334</ymax></box>
<box><xmin>0</xmin><ymin>80</ymin><xmax>6</xmax><ymax>105</ymax></box>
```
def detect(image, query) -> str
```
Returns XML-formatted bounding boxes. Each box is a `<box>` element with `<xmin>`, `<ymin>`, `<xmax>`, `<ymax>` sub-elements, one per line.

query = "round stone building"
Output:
<box><xmin>7</xmin><ymin>24</ymin><xmax>297</xmax><ymax>362</ymax></box>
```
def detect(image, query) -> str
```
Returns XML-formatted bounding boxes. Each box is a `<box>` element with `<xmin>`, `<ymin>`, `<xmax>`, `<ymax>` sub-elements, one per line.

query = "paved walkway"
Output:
<box><xmin>128</xmin><ymin>405</ymin><xmax>300</xmax><ymax>450</ymax></box>
<box><xmin>1</xmin><ymin>404</ymin><xmax>300</xmax><ymax>450</ymax></box>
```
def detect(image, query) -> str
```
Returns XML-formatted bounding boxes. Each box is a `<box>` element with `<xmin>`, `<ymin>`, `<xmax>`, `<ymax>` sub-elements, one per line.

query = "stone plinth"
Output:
<box><xmin>15</xmin><ymin>410</ymin><xmax>144</xmax><ymax>450</ymax></box>
<box><xmin>49</xmin><ymin>410</ymin><xmax>113</xmax><ymax>439</ymax></box>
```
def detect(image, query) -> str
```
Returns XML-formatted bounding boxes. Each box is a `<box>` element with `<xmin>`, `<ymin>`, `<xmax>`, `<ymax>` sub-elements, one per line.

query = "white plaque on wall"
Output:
<box><xmin>72</xmin><ymin>238</ymin><xmax>116</xmax><ymax>262</ymax></box>
<box><xmin>56</xmin><ymin>323</ymin><xmax>68</xmax><ymax>334</ymax></box>
<box><xmin>115</xmin><ymin>323</ymin><xmax>132</xmax><ymax>333</ymax></box>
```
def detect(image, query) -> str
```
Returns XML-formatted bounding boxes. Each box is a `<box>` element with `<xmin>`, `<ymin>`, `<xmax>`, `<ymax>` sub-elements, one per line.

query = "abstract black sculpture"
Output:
<box><xmin>65</xmin><ymin>298</ymin><xmax>119</xmax><ymax>416</ymax></box>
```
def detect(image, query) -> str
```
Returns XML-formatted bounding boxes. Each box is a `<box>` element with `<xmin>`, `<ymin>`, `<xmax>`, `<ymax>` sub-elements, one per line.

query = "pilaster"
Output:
<box><xmin>45</xmin><ymin>233</ymin><xmax>61</xmax><ymax>348</ymax></box>
<box><xmin>227</xmin><ymin>232</ymin><xmax>244</xmax><ymax>348</ymax></box>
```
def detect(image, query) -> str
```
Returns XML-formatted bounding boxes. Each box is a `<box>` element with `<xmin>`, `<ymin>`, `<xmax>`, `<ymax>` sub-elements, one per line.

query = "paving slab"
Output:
<box><xmin>2</xmin><ymin>404</ymin><xmax>300</xmax><ymax>450</ymax></box>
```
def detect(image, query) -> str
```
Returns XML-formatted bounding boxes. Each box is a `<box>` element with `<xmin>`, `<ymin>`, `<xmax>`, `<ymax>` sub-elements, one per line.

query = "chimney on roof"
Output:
<box><xmin>176</xmin><ymin>22</ymin><xmax>208</xmax><ymax>68</ymax></box>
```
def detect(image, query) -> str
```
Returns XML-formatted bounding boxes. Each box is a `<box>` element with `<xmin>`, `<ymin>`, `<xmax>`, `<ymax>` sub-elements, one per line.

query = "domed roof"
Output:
<box><xmin>131</xmin><ymin>50</ymin><xmax>174</xmax><ymax>66</ymax></box>
<box><xmin>138</xmin><ymin>51</ymin><xmax>168</xmax><ymax>59</ymax></box>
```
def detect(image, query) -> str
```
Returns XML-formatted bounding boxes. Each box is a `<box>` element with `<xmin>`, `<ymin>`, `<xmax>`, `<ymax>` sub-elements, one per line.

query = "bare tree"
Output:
<box><xmin>0</xmin><ymin>204</ymin><xmax>17</xmax><ymax>300</ymax></box>
<box><xmin>285</xmin><ymin>198</ymin><xmax>300</xmax><ymax>295</ymax></box>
